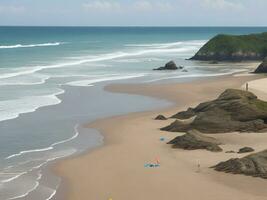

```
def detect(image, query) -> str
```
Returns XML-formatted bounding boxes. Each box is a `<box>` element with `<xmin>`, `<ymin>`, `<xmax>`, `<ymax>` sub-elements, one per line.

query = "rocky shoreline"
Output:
<box><xmin>158</xmin><ymin>89</ymin><xmax>267</xmax><ymax>179</ymax></box>
<box><xmin>161</xmin><ymin>89</ymin><xmax>267</xmax><ymax>133</ymax></box>
<box><xmin>212</xmin><ymin>150</ymin><xmax>267</xmax><ymax>179</ymax></box>
<box><xmin>167</xmin><ymin>130</ymin><xmax>222</xmax><ymax>152</ymax></box>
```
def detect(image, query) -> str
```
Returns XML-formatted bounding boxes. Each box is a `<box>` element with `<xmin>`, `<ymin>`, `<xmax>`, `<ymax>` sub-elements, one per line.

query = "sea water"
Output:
<box><xmin>1</xmin><ymin>27</ymin><xmax>267</xmax><ymax>200</ymax></box>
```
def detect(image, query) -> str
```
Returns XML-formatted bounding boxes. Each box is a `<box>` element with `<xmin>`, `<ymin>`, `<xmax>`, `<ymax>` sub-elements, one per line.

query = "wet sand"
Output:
<box><xmin>54</xmin><ymin>74</ymin><xmax>267</xmax><ymax>200</ymax></box>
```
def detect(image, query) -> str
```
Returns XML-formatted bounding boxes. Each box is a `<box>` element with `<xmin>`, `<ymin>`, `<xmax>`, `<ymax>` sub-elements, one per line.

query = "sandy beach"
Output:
<box><xmin>54</xmin><ymin>73</ymin><xmax>267</xmax><ymax>200</ymax></box>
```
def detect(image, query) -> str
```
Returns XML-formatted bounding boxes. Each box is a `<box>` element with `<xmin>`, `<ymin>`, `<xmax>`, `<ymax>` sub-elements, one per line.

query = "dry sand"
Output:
<box><xmin>54</xmin><ymin>74</ymin><xmax>267</xmax><ymax>200</ymax></box>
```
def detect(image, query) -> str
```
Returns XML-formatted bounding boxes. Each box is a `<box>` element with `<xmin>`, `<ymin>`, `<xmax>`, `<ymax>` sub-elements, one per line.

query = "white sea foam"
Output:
<box><xmin>7</xmin><ymin>182</ymin><xmax>39</xmax><ymax>200</ymax></box>
<box><xmin>51</xmin><ymin>124</ymin><xmax>79</xmax><ymax>146</ymax></box>
<box><xmin>125</xmin><ymin>40</ymin><xmax>206</xmax><ymax>48</ymax></box>
<box><xmin>46</xmin><ymin>189</ymin><xmax>57</xmax><ymax>200</ymax></box>
<box><xmin>1</xmin><ymin>172</ymin><xmax>27</xmax><ymax>183</ymax></box>
<box><xmin>0</xmin><ymin>89</ymin><xmax>64</xmax><ymax>122</ymax></box>
<box><xmin>66</xmin><ymin>74</ymin><xmax>146</xmax><ymax>87</ymax></box>
<box><xmin>0</xmin><ymin>39</ymin><xmax>202</xmax><ymax>130</ymax></box>
<box><xmin>5</xmin><ymin>147</ymin><xmax>54</xmax><ymax>160</ymax></box>
<box><xmin>1</xmin><ymin>150</ymin><xmax>75</xmax><ymax>199</ymax></box>
<box><xmin>0</xmin><ymin>42</ymin><xmax>62</xmax><ymax>49</ymax></box>
<box><xmin>6</xmin><ymin>171</ymin><xmax>42</xmax><ymax>200</ymax></box>
<box><xmin>31</xmin><ymin>150</ymin><xmax>76</xmax><ymax>171</ymax></box>
<box><xmin>4</xmin><ymin>171</ymin><xmax>57</xmax><ymax>200</ymax></box>
<box><xmin>114</xmin><ymin>58</ymin><xmax>141</xmax><ymax>63</ymax></box>
<box><xmin>0</xmin><ymin>40</ymin><xmax>203</xmax><ymax>81</ymax></box>
<box><xmin>5</xmin><ymin>124</ymin><xmax>80</xmax><ymax>160</ymax></box>
<box><xmin>0</xmin><ymin>73</ymin><xmax>50</xmax><ymax>86</ymax></box>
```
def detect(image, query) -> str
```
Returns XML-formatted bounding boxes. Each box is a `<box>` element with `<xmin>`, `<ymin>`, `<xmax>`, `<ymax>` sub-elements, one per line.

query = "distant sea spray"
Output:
<box><xmin>0</xmin><ymin>42</ymin><xmax>63</xmax><ymax>49</ymax></box>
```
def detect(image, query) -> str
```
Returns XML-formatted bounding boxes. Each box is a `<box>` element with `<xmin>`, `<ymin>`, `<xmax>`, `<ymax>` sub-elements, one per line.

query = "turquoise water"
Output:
<box><xmin>2</xmin><ymin>27</ymin><xmax>267</xmax><ymax>121</ymax></box>
<box><xmin>1</xmin><ymin>27</ymin><xmax>267</xmax><ymax>200</ymax></box>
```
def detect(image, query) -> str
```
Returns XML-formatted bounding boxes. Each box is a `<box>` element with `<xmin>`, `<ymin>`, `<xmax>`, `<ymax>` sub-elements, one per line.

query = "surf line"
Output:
<box><xmin>5</xmin><ymin>124</ymin><xmax>80</xmax><ymax>160</ymax></box>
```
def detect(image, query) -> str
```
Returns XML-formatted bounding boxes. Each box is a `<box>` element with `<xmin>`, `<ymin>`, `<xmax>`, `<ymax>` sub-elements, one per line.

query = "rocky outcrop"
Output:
<box><xmin>212</xmin><ymin>150</ymin><xmax>267</xmax><ymax>179</ymax></box>
<box><xmin>167</xmin><ymin>130</ymin><xmax>222</xmax><ymax>152</ymax></box>
<box><xmin>190</xmin><ymin>33</ymin><xmax>267</xmax><ymax>61</ymax></box>
<box><xmin>226</xmin><ymin>151</ymin><xmax>236</xmax><ymax>154</ymax></box>
<box><xmin>154</xmin><ymin>61</ymin><xmax>179</xmax><ymax>70</ymax></box>
<box><xmin>238</xmin><ymin>147</ymin><xmax>255</xmax><ymax>154</ymax></box>
<box><xmin>155</xmin><ymin>115</ymin><xmax>167</xmax><ymax>120</ymax></box>
<box><xmin>162</xmin><ymin>89</ymin><xmax>267</xmax><ymax>133</ymax></box>
<box><xmin>254</xmin><ymin>57</ymin><xmax>267</xmax><ymax>73</ymax></box>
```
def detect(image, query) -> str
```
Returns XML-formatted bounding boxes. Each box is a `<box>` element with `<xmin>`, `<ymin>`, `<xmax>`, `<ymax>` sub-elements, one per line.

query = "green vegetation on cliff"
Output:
<box><xmin>191</xmin><ymin>32</ymin><xmax>267</xmax><ymax>61</ymax></box>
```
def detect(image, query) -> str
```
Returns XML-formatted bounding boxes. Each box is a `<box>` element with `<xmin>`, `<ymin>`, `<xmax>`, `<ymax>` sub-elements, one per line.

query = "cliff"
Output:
<box><xmin>191</xmin><ymin>32</ymin><xmax>267</xmax><ymax>61</ymax></box>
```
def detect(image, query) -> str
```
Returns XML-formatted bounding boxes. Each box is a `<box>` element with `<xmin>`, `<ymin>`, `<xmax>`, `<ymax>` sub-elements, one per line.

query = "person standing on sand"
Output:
<box><xmin>197</xmin><ymin>162</ymin><xmax>201</xmax><ymax>173</ymax></box>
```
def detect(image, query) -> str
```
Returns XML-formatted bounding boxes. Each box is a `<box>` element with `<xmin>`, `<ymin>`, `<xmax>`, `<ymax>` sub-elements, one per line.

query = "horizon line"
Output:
<box><xmin>1</xmin><ymin>25</ymin><xmax>267</xmax><ymax>28</ymax></box>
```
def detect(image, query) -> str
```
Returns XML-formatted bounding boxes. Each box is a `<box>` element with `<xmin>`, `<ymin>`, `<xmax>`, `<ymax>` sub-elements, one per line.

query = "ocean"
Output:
<box><xmin>0</xmin><ymin>26</ymin><xmax>267</xmax><ymax>200</ymax></box>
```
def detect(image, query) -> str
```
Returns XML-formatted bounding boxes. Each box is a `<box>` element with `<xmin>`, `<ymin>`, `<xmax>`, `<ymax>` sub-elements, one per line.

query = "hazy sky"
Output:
<box><xmin>1</xmin><ymin>0</ymin><xmax>267</xmax><ymax>26</ymax></box>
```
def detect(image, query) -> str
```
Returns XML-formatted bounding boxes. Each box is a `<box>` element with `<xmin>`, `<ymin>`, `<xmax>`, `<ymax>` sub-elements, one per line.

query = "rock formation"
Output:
<box><xmin>226</xmin><ymin>151</ymin><xmax>236</xmax><ymax>154</ymax></box>
<box><xmin>155</xmin><ymin>115</ymin><xmax>167</xmax><ymax>120</ymax></box>
<box><xmin>238</xmin><ymin>147</ymin><xmax>255</xmax><ymax>154</ymax></box>
<box><xmin>254</xmin><ymin>57</ymin><xmax>267</xmax><ymax>73</ymax></box>
<box><xmin>190</xmin><ymin>32</ymin><xmax>267</xmax><ymax>61</ymax></box>
<box><xmin>167</xmin><ymin>130</ymin><xmax>222</xmax><ymax>152</ymax></box>
<box><xmin>154</xmin><ymin>61</ymin><xmax>178</xmax><ymax>70</ymax></box>
<box><xmin>212</xmin><ymin>150</ymin><xmax>267</xmax><ymax>179</ymax></box>
<box><xmin>162</xmin><ymin>89</ymin><xmax>267</xmax><ymax>133</ymax></box>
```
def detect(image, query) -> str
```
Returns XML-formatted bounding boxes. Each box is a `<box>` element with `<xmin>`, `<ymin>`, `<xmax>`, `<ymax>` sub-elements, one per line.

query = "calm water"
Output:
<box><xmin>0</xmin><ymin>27</ymin><xmax>267</xmax><ymax>200</ymax></box>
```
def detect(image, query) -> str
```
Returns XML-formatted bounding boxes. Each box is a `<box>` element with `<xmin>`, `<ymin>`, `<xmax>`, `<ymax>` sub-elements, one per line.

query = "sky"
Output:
<box><xmin>0</xmin><ymin>0</ymin><xmax>267</xmax><ymax>26</ymax></box>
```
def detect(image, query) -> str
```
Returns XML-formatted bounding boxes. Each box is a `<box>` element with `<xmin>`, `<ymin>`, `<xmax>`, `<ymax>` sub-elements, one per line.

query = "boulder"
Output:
<box><xmin>162</xmin><ymin>89</ymin><xmax>267</xmax><ymax>133</ymax></box>
<box><xmin>155</xmin><ymin>115</ymin><xmax>167</xmax><ymax>120</ymax></box>
<box><xmin>154</xmin><ymin>61</ymin><xmax>178</xmax><ymax>70</ymax></box>
<box><xmin>238</xmin><ymin>147</ymin><xmax>255</xmax><ymax>154</ymax></box>
<box><xmin>254</xmin><ymin>57</ymin><xmax>267</xmax><ymax>73</ymax></box>
<box><xmin>167</xmin><ymin>130</ymin><xmax>222</xmax><ymax>152</ymax></box>
<box><xmin>212</xmin><ymin>150</ymin><xmax>267</xmax><ymax>179</ymax></box>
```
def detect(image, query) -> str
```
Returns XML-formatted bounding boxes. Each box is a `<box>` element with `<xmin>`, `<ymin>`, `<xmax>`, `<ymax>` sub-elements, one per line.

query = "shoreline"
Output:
<box><xmin>53</xmin><ymin>73</ymin><xmax>267</xmax><ymax>200</ymax></box>
<box><xmin>3</xmin><ymin>26</ymin><xmax>267</xmax><ymax>200</ymax></box>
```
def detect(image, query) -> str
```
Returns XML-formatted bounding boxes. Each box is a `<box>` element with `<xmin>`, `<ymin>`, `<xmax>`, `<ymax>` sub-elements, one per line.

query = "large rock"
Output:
<box><xmin>238</xmin><ymin>147</ymin><xmax>255</xmax><ymax>154</ymax></box>
<box><xmin>254</xmin><ymin>57</ymin><xmax>267</xmax><ymax>73</ymax></box>
<box><xmin>190</xmin><ymin>33</ymin><xmax>267</xmax><ymax>61</ymax></box>
<box><xmin>154</xmin><ymin>61</ymin><xmax>178</xmax><ymax>70</ymax></box>
<box><xmin>212</xmin><ymin>150</ymin><xmax>267</xmax><ymax>179</ymax></box>
<box><xmin>155</xmin><ymin>115</ymin><xmax>167</xmax><ymax>120</ymax></box>
<box><xmin>162</xmin><ymin>89</ymin><xmax>267</xmax><ymax>133</ymax></box>
<box><xmin>167</xmin><ymin>130</ymin><xmax>222</xmax><ymax>152</ymax></box>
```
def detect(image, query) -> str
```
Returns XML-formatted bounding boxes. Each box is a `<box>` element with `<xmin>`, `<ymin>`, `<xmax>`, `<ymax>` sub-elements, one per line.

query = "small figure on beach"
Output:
<box><xmin>246</xmin><ymin>83</ymin><xmax>249</xmax><ymax>91</ymax></box>
<box><xmin>197</xmin><ymin>162</ymin><xmax>201</xmax><ymax>173</ymax></box>
<box><xmin>155</xmin><ymin>156</ymin><xmax>160</xmax><ymax>165</ymax></box>
<box><xmin>144</xmin><ymin>156</ymin><xmax>161</xmax><ymax>168</ymax></box>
